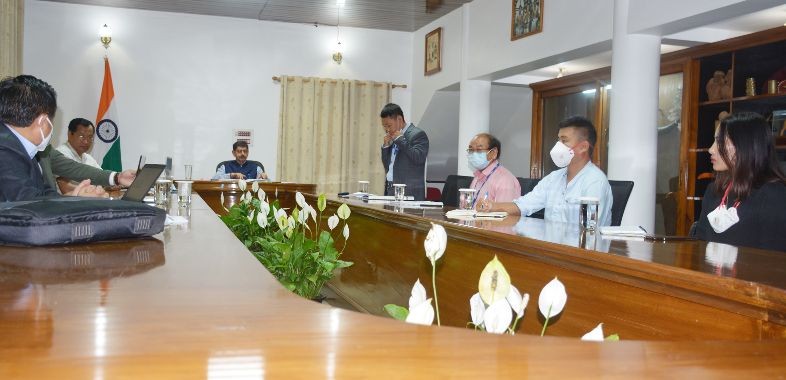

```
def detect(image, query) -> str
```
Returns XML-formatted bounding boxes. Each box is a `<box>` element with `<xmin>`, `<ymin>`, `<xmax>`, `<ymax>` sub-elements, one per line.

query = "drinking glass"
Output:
<box><xmin>176</xmin><ymin>180</ymin><xmax>193</xmax><ymax>205</ymax></box>
<box><xmin>358</xmin><ymin>180</ymin><xmax>370</xmax><ymax>194</ymax></box>
<box><xmin>393</xmin><ymin>184</ymin><xmax>406</xmax><ymax>201</ymax></box>
<box><xmin>458</xmin><ymin>188</ymin><xmax>477</xmax><ymax>211</ymax></box>
<box><xmin>578</xmin><ymin>197</ymin><xmax>600</xmax><ymax>231</ymax></box>
<box><xmin>154</xmin><ymin>179</ymin><xmax>172</xmax><ymax>205</ymax></box>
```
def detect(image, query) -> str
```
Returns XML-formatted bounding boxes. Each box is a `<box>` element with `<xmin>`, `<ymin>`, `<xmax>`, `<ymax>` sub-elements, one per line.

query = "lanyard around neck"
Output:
<box><xmin>720</xmin><ymin>183</ymin><xmax>740</xmax><ymax>209</ymax></box>
<box><xmin>471</xmin><ymin>162</ymin><xmax>501</xmax><ymax>207</ymax></box>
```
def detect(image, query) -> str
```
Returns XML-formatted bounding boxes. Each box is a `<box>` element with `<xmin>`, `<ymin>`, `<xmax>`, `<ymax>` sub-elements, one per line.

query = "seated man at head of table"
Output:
<box><xmin>212</xmin><ymin>141</ymin><xmax>268</xmax><ymax>180</ymax></box>
<box><xmin>467</xmin><ymin>132</ymin><xmax>521</xmax><ymax>204</ymax></box>
<box><xmin>478</xmin><ymin>116</ymin><xmax>613</xmax><ymax>226</ymax></box>
<box><xmin>54</xmin><ymin>117</ymin><xmax>100</xmax><ymax>193</ymax></box>
<box><xmin>0</xmin><ymin>74</ymin><xmax>107</xmax><ymax>201</ymax></box>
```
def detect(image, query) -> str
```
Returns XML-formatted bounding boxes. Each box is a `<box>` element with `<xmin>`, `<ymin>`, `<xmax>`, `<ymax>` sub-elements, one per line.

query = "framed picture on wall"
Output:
<box><xmin>511</xmin><ymin>0</ymin><xmax>543</xmax><ymax>41</ymax></box>
<box><xmin>425</xmin><ymin>27</ymin><xmax>442</xmax><ymax>76</ymax></box>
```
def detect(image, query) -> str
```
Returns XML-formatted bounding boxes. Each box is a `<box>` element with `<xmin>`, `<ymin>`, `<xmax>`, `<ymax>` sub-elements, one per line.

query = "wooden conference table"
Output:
<box><xmin>1</xmin><ymin>189</ymin><xmax>785</xmax><ymax>378</ymax></box>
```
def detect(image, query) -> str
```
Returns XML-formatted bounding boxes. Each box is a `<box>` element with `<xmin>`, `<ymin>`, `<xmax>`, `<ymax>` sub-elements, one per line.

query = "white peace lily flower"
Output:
<box><xmin>257</xmin><ymin>188</ymin><xmax>266</xmax><ymax>201</ymax></box>
<box><xmin>238</xmin><ymin>179</ymin><xmax>247</xmax><ymax>191</ymax></box>
<box><xmin>506</xmin><ymin>285</ymin><xmax>527</xmax><ymax>319</ymax></box>
<box><xmin>295</xmin><ymin>192</ymin><xmax>307</xmax><ymax>209</ymax></box>
<box><xmin>337</xmin><ymin>203</ymin><xmax>351</xmax><ymax>219</ymax></box>
<box><xmin>287</xmin><ymin>216</ymin><xmax>296</xmax><ymax>230</ymax></box>
<box><xmin>308</xmin><ymin>205</ymin><xmax>317</xmax><ymax>223</ymax></box>
<box><xmin>275</xmin><ymin>208</ymin><xmax>287</xmax><ymax>230</ymax></box>
<box><xmin>256</xmin><ymin>211</ymin><xmax>268</xmax><ymax>228</ymax></box>
<box><xmin>247</xmin><ymin>212</ymin><xmax>254</xmax><ymax>223</ymax></box>
<box><xmin>408</xmin><ymin>279</ymin><xmax>428</xmax><ymax>310</ymax></box>
<box><xmin>469</xmin><ymin>292</ymin><xmax>486</xmax><ymax>327</ymax></box>
<box><xmin>581</xmin><ymin>323</ymin><xmax>605</xmax><ymax>342</ymax></box>
<box><xmin>423</xmin><ymin>223</ymin><xmax>447</xmax><ymax>264</ymax></box>
<box><xmin>245</xmin><ymin>191</ymin><xmax>252</xmax><ymax>203</ymax></box>
<box><xmin>251</xmin><ymin>180</ymin><xmax>259</xmax><ymax>193</ymax></box>
<box><xmin>259</xmin><ymin>201</ymin><xmax>270</xmax><ymax>218</ymax></box>
<box><xmin>297</xmin><ymin>207</ymin><xmax>308</xmax><ymax>225</ymax></box>
<box><xmin>405</xmin><ymin>298</ymin><xmax>435</xmax><ymax>326</ymax></box>
<box><xmin>343</xmin><ymin>224</ymin><xmax>350</xmax><ymax>240</ymax></box>
<box><xmin>538</xmin><ymin>277</ymin><xmax>567</xmax><ymax>319</ymax></box>
<box><xmin>238</xmin><ymin>192</ymin><xmax>245</xmax><ymax>203</ymax></box>
<box><xmin>483</xmin><ymin>299</ymin><xmax>513</xmax><ymax>334</ymax></box>
<box><xmin>478</xmin><ymin>255</ymin><xmax>511</xmax><ymax>305</ymax></box>
<box><xmin>328</xmin><ymin>215</ymin><xmax>339</xmax><ymax>230</ymax></box>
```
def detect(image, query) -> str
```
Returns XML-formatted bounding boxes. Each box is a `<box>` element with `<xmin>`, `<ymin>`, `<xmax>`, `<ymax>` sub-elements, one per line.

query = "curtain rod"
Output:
<box><xmin>272</xmin><ymin>76</ymin><xmax>407</xmax><ymax>89</ymax></box>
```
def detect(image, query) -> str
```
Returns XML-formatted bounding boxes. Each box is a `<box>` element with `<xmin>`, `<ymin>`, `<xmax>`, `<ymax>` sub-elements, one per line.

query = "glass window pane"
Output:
<box><xmin>655</xmin><ymin>72</ymin><xmax>683</xmax><ymax>235</ymax></box>
<box><xmin>541</xmin><ymin>90</ymin><xmax>597</xmax><ymax>176</ymax></box>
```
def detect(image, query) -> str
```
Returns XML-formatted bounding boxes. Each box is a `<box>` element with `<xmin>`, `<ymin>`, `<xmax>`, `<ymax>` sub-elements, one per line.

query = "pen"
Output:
<box><xmin>638</xmin><ymin>225</ymin><xmax>648</xmax><ymax>234</ymax></box>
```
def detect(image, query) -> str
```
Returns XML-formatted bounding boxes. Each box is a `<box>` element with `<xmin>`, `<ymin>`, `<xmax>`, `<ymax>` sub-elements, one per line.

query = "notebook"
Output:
<box><xmin>122</xmin><ymin>164</ymin><xmax>166</xmax><ymax>202</ymax></box>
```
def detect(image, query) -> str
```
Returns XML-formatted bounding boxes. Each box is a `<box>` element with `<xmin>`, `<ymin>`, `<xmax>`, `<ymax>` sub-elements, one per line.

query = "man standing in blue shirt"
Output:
<box><xmin>212</xmin><ymin>141</ymin><xmax>268</xmax><ymax>180</ymax></box>
<box><xmin>479</xmin><ymin>116</ymin><xmax>613</xmax><ymax>226</ymax></box>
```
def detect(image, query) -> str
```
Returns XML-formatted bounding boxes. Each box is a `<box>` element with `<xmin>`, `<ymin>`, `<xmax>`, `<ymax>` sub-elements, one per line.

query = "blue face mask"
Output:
<box><xmin>467</xmin><ymin>151</ymin><xmax>490</xmax><ymax>171</ymax></box>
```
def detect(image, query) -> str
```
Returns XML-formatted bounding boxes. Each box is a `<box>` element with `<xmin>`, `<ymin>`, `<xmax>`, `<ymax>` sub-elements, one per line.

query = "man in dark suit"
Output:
<box><xmin>0</xmin><ymin>75</ymin><xmax>106</xmax><ymax>201</ymax></box>
<box><xmin>380</xmin><ymin>103</ymin><xmax>429</xmax><ymax>201</ymax></box>
<box><xmin>212</xmin><ymin>140</ymin><xmax>268</xmax><ymax>180</ymax></box>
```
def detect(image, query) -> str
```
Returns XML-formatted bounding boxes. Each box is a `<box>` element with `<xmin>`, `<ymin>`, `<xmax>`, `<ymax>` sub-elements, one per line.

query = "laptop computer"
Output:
<box><xmin>122</xmin><ymin>164</ymin><xmax>166</xmax><ymax>202</ymax></box>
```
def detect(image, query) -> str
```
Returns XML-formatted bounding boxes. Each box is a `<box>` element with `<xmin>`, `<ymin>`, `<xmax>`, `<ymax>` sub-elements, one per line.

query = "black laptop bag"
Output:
<box><xmin>0</xmin><ymin>197</ymin><xmax>166</xmax><ymax>246</ymax></box>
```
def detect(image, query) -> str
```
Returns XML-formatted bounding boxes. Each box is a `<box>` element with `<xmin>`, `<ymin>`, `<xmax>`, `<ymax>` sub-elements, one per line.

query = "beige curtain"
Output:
<box><xmin>0</xmin><ymin>0</ymin><xmax>24</xmax><ymax>78</ymax></box>
<box><xmin>278</xmin><ymin>76</ymin><xmax>390</xmax><ymax>195</ymax></box>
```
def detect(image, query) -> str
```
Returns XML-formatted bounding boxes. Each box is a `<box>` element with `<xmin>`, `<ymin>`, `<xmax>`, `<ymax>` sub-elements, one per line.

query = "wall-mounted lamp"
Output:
<box><xmin>332</xmin><ymin>2</ymin><xmax>343</xmax><ymax>64</ymax></box>
<box><xmin>333</xmin><ymin>42</ymin><xmax>343</xmax><ymax>64</ymax></box>
<box><xmin>556</xmin><ymin>67</ymin><xmax>567</xmax><ymax>78</ymax></box>
<box><xmin>99</xmin><ymin>24</ymin><xmax>112</xmax><ymax>49</ymax></box>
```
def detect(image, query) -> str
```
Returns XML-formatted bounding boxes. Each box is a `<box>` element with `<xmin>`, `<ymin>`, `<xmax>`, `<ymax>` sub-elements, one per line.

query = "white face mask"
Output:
<box><xmin>467</xmin><ymin>151</ymin><xmax>490</xmax><ymax>171</ymax></box>
<box><xmin>36</xmin><ymin>116</ymin><xmax>53</xmax><ymax>152</ymax></box>
<box><xmin>549</xmin><ymin>141</ymin><xmax>574</xmax><ymax>168</ymax></box>
<box><xmin>707</xmin><ymin>205</ymin><xmax>739</xmax><ymax>233</ymax></box>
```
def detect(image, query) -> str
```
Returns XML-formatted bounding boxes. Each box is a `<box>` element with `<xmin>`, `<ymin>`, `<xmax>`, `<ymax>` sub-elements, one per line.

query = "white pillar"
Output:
<box><xmin>607</xmin><ymin>0</ymin><xmax>661</xmax><ymax>231</ymax></box>
<box><xmin>456</xmin><ymin>3</ymin><xmax>491</xmax><ymax>176</ymax></box>
<box><xmin>457</xmin><ymin>80</ymin><xmax>491</xmax><ymax>175</ymax></box>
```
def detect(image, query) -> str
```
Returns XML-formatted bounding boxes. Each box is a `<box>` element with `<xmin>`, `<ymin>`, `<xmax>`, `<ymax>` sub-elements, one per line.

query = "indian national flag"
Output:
<box><xmin>93</xmin><ymin>57</ymin><xmax>122</xmax><ymax>171</ymax></box>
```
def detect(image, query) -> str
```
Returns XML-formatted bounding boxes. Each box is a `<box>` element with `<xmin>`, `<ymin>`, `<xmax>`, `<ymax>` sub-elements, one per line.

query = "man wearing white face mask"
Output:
<box><xmin>479</xmin><ymin>116</ymin><xmax>612</xmax><ymax>226</ymax></box>
<box><xmin>0</xmin><ymin>75</ymin><xmax>106</xmax><ymax>201</ymax></box>
<box><xmin>467</xmin><ymin>133</ymin><xmax>520</xmax><ymax>204</ymax></box>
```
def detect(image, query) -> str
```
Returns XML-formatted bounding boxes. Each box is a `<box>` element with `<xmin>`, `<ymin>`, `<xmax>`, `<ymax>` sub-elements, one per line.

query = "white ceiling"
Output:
<box><xmin>40</xmin><ymin>0</ymin><xmax>473</xmax><ymax>32</ymax></box>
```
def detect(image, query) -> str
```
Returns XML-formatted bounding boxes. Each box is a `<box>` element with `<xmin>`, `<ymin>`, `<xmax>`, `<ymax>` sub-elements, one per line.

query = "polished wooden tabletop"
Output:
<box><xmin>2</xmin><ymin>194</ymin><xmax>786</xmax><ymax>378</ymax></box>
<box><xmin>353</xmin><ymin>199</ymin><xmax>786</xmax><ymax>289</ymax></box>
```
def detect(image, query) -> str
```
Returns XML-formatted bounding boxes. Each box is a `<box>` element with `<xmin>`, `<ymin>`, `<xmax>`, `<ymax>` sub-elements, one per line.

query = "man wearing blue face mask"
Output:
<box><xmin>479</xmin><ymin>116</ymin><xmax>612</xmax><ymax>226</ymax></box>
<box><xmin>467</xmin><ymin>133</ymin><xmax>520</xmax><ymax>204</ymax></box>
<box><xmin>0</xmin><ymin>75</ymin><xmax>106</xmax><ymax>201</ymax></box>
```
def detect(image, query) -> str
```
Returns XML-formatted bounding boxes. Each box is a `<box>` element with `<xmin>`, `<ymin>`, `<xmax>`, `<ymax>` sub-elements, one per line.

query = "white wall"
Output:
<box><xmin>410</xmin><ymin>7</ymin><xmax>464</xmax><ymax>123</ymax></box>
<box><xmin>23</xmin><ymin>0</ymin><xmax>412</xmax><ymax>180</ymax></box>
<box><xmin>419</xmin><ymin>90</ymin><xmax>460</xmax><ymax>182</ymax></box>
<box><xmin>489</xmin><ymin>84</ymin><xmax>532</xmax><ymax>179</ymax></box>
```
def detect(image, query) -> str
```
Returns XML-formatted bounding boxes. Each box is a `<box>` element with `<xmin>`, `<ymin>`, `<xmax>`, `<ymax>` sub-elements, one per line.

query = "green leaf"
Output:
<box><xmin>336</xmin><ymin>203</ymin><xmax>351</xmax><ymax>219</ymax></box>
<box><xmin>317</xmin><ymin>194</ymin><xmax>327</xmax><ymax>212</ymax></box>
<box><xmin>605</xmin><ymin>334</ymin><xmax>620</xmax><ymax>341</ymax></box>
<box><xmin>384</xmin><ymin>304</ymin><xmax>409</xmax><ymax>321</ymax></box>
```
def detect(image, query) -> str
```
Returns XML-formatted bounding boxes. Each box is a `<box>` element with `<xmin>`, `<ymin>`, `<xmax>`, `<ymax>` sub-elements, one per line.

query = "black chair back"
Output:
<box><xmin>441</xmin><ymin>175</ymin><xmax>474</xmax><ymax>207</ymax></box>
<box><xmin>516</xmin><ymin>177</ymin><xmax>544</xmax><ymax>219</ymax></box>
<box><xmin>609</xmin><ymin>180</ymin><xmax>634</xmax><ymax>226</ymax></box>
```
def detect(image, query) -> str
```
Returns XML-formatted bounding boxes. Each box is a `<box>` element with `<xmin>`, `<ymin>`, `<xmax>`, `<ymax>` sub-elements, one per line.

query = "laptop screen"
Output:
<box><xmin>122</xmin><ymin>164</ymin><xmax>165</xmax><ymax>202</ymax></box>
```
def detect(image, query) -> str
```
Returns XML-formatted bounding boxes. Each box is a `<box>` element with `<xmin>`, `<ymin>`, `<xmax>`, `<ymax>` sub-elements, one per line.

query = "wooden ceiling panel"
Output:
<box><xmin>41</xmin><ymin>0</ymin><xmax>473</xmax><ymax>31</ymax></box>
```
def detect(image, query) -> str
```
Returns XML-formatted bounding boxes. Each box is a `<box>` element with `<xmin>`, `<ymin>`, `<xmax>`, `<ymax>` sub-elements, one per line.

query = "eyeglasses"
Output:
<box><xmin>77</xmin><ymin>134</ymin><xmax>94</xmax><ymax>142</ymax></box>
<box><xmin>466</xmin><ymin>148</ymin><xmax>492</xmax><ymax>154</ymax></box>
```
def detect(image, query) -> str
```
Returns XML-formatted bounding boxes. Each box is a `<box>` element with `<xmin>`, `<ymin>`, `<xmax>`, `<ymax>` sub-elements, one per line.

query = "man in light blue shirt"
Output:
<box><xmin>479</xmin><ymin>116</ymin><xmax>613</xmax><ymax>226</ymax></box>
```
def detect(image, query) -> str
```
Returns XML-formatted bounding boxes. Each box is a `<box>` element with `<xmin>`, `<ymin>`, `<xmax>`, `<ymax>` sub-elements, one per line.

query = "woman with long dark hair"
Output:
<box><xmin>695</xmin><ymin>112</ymin><xmax>786</xmax><ymax>251</ymax></box>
